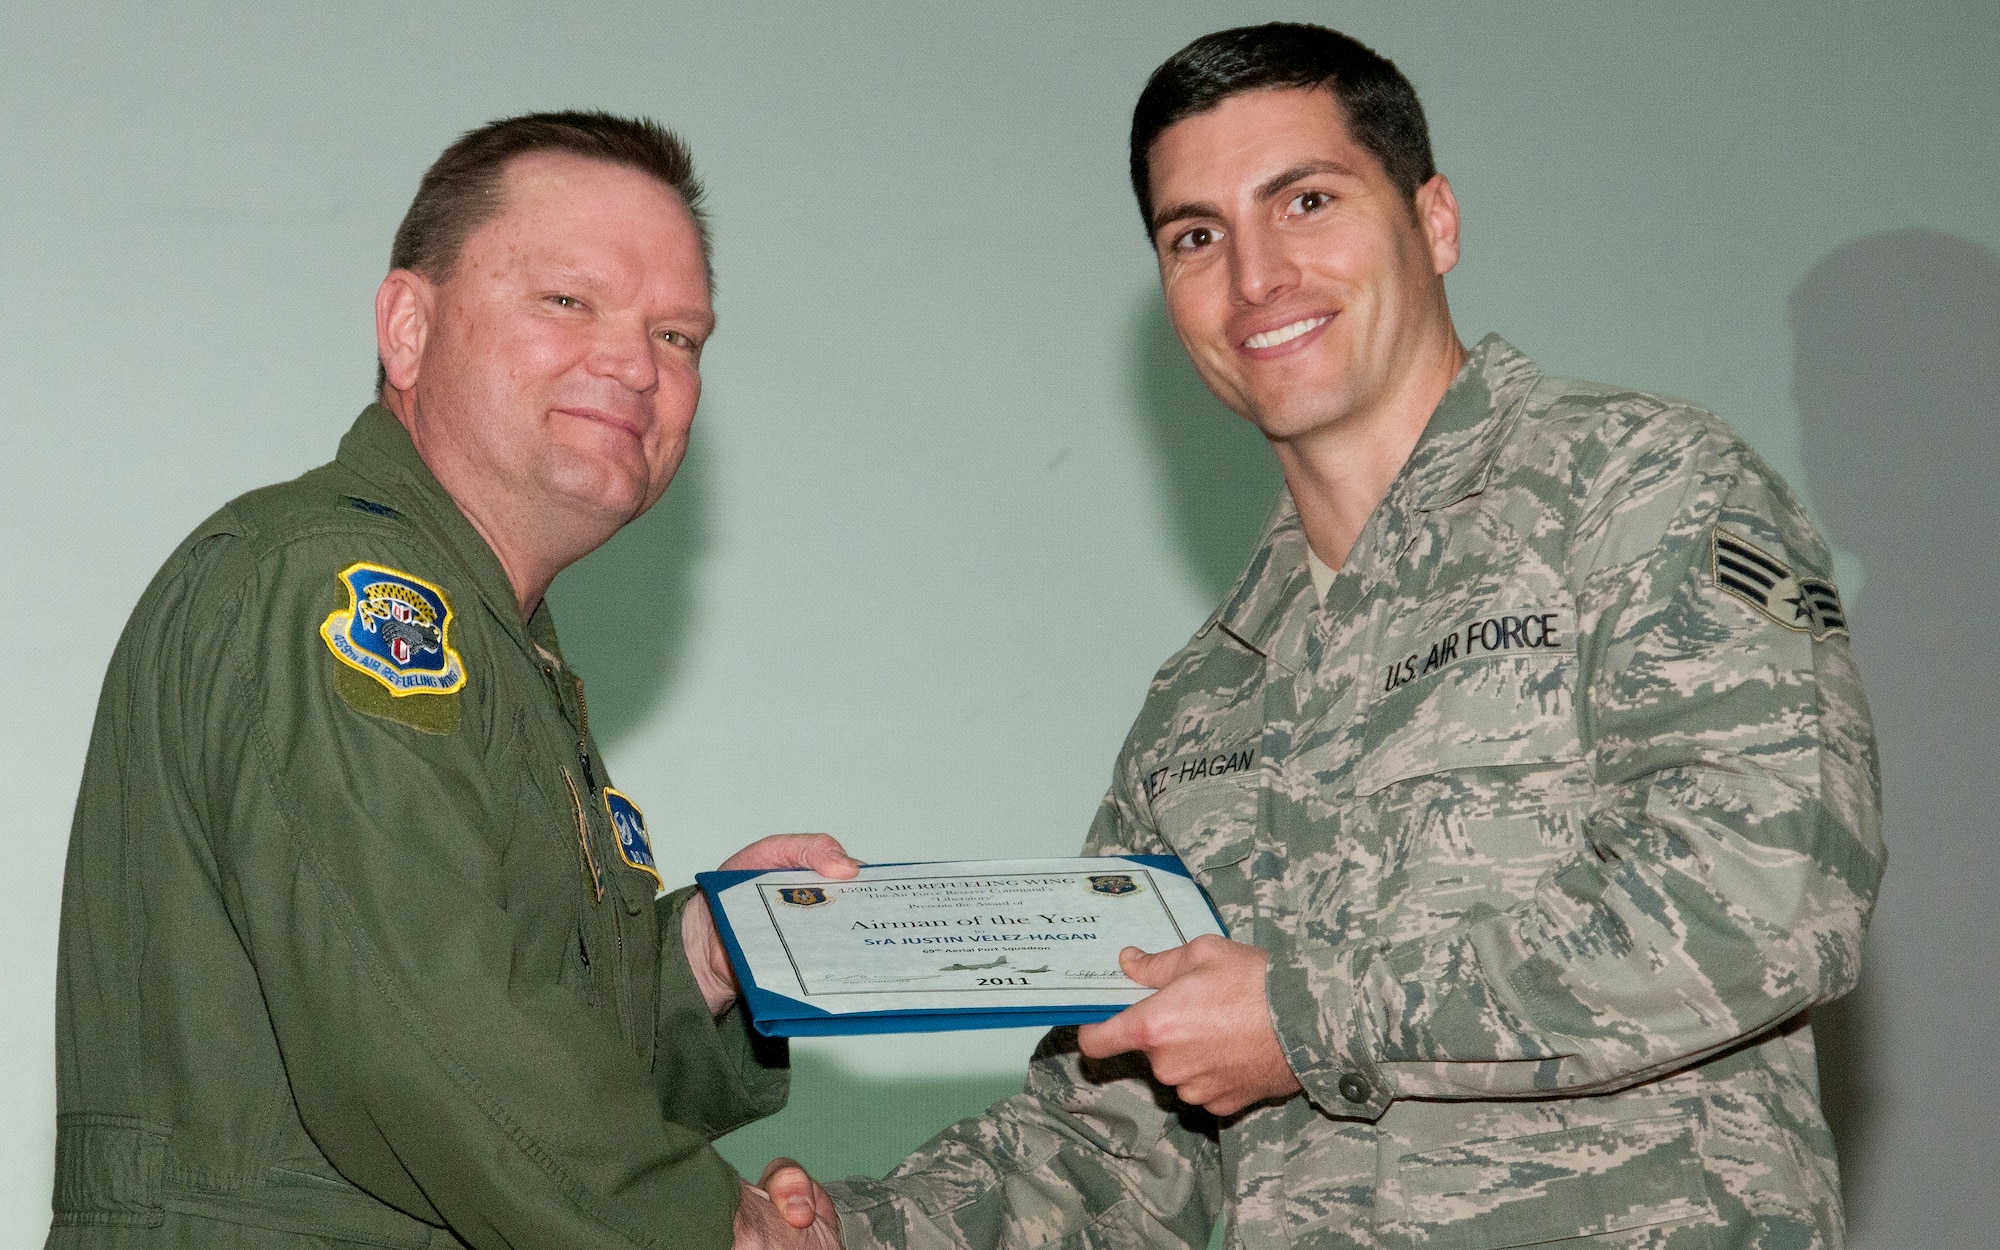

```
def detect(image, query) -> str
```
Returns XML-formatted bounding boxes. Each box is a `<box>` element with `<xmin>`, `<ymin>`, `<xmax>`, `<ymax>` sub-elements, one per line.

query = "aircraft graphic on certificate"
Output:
<box><xmin>696</xmin><ymin>857</ymin><xmax>1226</xmax><ymax>1036</ymax></box>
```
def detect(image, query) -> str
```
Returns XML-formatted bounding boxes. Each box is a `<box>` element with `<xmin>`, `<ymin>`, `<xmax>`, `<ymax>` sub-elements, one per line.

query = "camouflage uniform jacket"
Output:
<box><xmin>829</xmin><ymin>336</ymin><xmax>1884</xmax><ymax>1250</ymax></box>
<box><xmin>49</xmin><ymin>406</ymin><xmax>786</xmax><ymax>1249</ymax></box>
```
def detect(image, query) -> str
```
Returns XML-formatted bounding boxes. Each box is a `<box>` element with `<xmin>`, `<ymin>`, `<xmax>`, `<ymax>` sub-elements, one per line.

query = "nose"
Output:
<box><xmin>589</xmin><ymin>319</ymin><xmax>660</xmax><ymax>393</ymax></box>
<box><xmin>1229</xmin><ymin>221</ymin><xmax>1299</xmax><ymax>307</ymax></box>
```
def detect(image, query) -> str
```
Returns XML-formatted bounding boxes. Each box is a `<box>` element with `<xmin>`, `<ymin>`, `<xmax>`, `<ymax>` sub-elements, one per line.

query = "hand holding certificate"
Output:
<box><xmin>696</xmin><ymin>857</ymin><xmax>1226</xmax><ymax>1036</ymax></box>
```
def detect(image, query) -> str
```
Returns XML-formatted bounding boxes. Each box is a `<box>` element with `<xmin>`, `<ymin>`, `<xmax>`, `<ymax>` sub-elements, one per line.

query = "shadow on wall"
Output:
<box><xmin>1125</xmin><ymin>294</ymin><xmax>1281</xmax><ymax>604</ymax></box>
<box><xmin>1791</xmin><ymin>231</ymin><xmax>2000</xmax><ymax>1245</ymax></box>
<box><xmin>546</xmin><ymin>434</ymin><xmax>713</xmax><ymax>750</ymax></box>
<box><xmin>713</xmin><ymin>1050</ymin><xmax>1025</xmax><ymax>1185</ymax></box>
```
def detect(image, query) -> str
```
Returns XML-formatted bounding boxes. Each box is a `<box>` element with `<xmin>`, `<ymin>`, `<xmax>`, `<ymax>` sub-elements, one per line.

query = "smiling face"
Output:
<box><xmin>379</xmin><ymin>150</ymin><xmax>713</xmax><ymax>596</ymax></box>
<box><xmin>1146</xmin><ymin>86</ymin><xmax>1461</xmax><ymax>446</ymax></box>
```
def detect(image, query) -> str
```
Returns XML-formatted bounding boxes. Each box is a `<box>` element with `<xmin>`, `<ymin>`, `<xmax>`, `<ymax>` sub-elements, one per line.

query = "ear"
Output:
<box><xmin>1415</xmin><ymin>174</ymin><xmax>1462</xmax><ymax>277</ymax></box>
<box><xmin>375</xmin><ymin>269</ymin><xmax>435</xmax><ymax>394</ymax></box>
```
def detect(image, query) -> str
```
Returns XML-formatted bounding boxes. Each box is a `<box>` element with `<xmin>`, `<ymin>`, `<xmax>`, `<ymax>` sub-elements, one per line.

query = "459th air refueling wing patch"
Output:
<box><xmin>1712</xmin><ymin>528</ymin><xmax>1848</xmax><ymax>641</ymax></box>
<box><xmin>602</xmin><ymin>788</ymin><xmax>665</xmax><ymax>896</ymax></box>
<box><xmin>320</xmin><ymin>562</ymin><xmax>467</xmax><ymax>696</ymax></box>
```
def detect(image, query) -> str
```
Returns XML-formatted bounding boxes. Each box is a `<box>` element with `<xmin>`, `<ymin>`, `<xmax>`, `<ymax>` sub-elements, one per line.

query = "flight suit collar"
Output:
<box><xmin>334</xmin><ymin>404</ymin><xmax>567</xmax><ymax>665</ymax></box>
<box><xmin>1207</xmin><ymin>334</ymin><xmax>1544</xmax><ymax>667</ymax></box>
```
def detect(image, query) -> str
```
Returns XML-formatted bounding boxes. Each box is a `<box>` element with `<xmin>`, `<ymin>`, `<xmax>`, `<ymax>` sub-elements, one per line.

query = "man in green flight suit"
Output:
<box><xmin>49</xmin><ymin>112</ymin><xmax>855</xmax><ymax>1249</ymax></box>
<box><xmin>761</xmin><ymin>24</ymin><xmax>1884</xmax><ymax>1250</ymax></box>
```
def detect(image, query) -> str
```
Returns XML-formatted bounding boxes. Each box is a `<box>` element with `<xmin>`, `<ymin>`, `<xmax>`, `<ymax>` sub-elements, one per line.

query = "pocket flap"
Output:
<box><xmin>1395</xmin><ymin>1116</ymin><xmax>1713</xmax><ymax>1250</ymax></box>
<box><xmin>1355</xmin><ymin>654</ymin><xmax>1583</xmax><ymax>796</ymax></box>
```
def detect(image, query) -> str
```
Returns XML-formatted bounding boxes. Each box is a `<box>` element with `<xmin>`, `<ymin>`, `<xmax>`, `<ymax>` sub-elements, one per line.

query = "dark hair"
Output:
<box><xmin>377</xmin><ymin>110</ymin><xmax>708</xmax><ymax>393</ymax></box>
<box><xmin>1129</xmin><ymin>23</ymin><xmax>1436</xmax><ymax>234</ymax></box>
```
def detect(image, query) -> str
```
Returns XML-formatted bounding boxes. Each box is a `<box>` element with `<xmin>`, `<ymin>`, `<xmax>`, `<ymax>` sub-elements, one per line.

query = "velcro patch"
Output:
<box><xmin>1712</xmin><ymin>528</ymin><xmax>1847</xmax><ymax>641</ymax></box>
<box><xmin>320</xmin><ymin>562</ymin><xmax>467</xmax><ymax>696</ymax></box>
<box><xmin>603</xmin><ymin>788</ymin><xmax>665</xmax><ymax>896</ymax></box>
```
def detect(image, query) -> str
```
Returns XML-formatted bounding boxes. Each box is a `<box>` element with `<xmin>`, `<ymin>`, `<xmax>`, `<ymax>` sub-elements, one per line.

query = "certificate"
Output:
<box><xmin>695</xmin><ymin>857</ymin><xmax>1226</xmax><ymax>1036</ymax></box>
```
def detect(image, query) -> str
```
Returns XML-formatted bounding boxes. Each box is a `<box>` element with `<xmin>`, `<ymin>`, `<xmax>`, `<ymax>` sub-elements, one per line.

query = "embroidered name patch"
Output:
<box><xmin>602</xmin><ymin>788</ymin><xmax>664</xmax><ymax>895</ymax></box>
<box><xmin>1380</xmin><ymin>608</ymin><xmax>1576</xmax><ymax>697</ymax></box>
<box><xmin>320</xmin><ymin>562</ymin><xmax>466</xmax><ymax>696</ymax></box>
<box><xmin>1712</xmin><ymin>528</ymin><xmax>1848</xmax><ymax>641</ymax></box>
<box><xmin>1143</xmin><ymin>743</ymin><xmax>1260</xmax><ymax>803</ymax></box>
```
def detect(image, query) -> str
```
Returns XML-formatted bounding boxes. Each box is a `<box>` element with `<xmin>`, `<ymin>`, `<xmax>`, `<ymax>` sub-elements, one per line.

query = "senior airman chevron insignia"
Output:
<box><xmin>1712</xmin><ymin>528</ymin><xmax>1848</xmax><ymax>641</ymax></box>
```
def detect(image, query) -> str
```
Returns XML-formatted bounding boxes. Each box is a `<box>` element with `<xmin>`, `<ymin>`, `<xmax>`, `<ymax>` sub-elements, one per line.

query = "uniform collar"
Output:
<box><xmin>335</xmin><ymin>404</ymin><xmax>564</xmax><ymax>662</ymax></box>
<box><xmin>1206</xmin><ymin>334</ymin><xmax>1543</xmax><ymax>662</ymax></box>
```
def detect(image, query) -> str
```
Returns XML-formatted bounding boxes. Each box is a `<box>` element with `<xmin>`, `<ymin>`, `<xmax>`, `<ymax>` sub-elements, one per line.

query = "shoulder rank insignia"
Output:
<box><xmin>1712</xmin><ymin>528</ymin><xmax>1848</xmax><ymax>641</ymax></box>
<box><xmin>1088</xmin><ymin>873</ymin><xmax>1140</xmax><ymax>897</ymax></box>
<box><xmin>602</xmin><ymin>788</ymin><xmax>664</xmax><ymax>895</ymax></box>
<box><xmin>320</xmin><ymin>562</ymin><xmax>467</xmax><ymax>695</ymax></box>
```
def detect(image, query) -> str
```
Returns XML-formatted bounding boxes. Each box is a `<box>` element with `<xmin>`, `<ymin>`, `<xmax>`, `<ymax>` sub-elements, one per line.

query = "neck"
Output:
<box><xmin>382</xmin><ymin>389</ymin><xmax>588</xmax><ymax>622</ymax></box>
<box><xmin>1271</xmin><ymin>331</ymin><xmax>1466</xmax><ymax>570</ymax></box>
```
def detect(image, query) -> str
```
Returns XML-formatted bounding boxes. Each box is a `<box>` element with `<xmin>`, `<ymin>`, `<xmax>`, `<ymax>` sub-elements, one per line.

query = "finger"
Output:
<box><xmin>794</xmin><ymin>833</ymin><xmax>861</xmax><ymax>879</ymax></box>
<box><xmin>761</xmin><ymin>1158</ymin><xmax>820</xmax><ymax>1229</ymax></box>
<box><xmin>1076</xmin><ymin>1003</ymin><xmax>1142</xmax><ymax>1059</ymax></box>
<box><xmin>1117</xmin><ymin>944</ymin><xmax>1185</xmax><ymax>989</ymax></box>
<box><xmin>720</xmin><ymin>833</ymin><xmax>862</xmax><ymax>877</ymax></box>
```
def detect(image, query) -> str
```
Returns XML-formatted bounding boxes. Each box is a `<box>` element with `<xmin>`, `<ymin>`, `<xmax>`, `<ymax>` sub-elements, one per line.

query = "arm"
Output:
<box><xmin>1269</xmin><ymin>422</ymin><xmax>1885</xmax><ymax>1114</ymax></box>
<box><xmin>200</xmin><ymin>539</ymin><xmax>759</xmax><ymax>1250</ymax></box>
<box><xmin>657</xmin><ymin>834</ymin><xmax>859</xmax><ymax>1137</ymax></box>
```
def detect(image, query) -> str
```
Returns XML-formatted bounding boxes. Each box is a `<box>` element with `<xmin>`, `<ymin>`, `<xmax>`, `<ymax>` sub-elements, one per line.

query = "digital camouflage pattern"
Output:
<box><xmin>829</xmin><ymin>336</ymin><xmax>1883</xmax><ymax>1250</ymax></box>
<box><xmin>49</xmin><ymin>406</ymin><xmax>785</xmax><ymax>1249</ymax></box>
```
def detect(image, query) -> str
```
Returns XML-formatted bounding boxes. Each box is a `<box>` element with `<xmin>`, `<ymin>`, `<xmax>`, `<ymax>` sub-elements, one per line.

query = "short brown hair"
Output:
<box><xmin>377</xmin><ymin>110</ymin><xmax>709</xmax><ymax>393</ymax></box>
<box><xmin>1130</xmin><ymin>24</ymin><xmax>1435</xmax><ymax>235</ymax></box>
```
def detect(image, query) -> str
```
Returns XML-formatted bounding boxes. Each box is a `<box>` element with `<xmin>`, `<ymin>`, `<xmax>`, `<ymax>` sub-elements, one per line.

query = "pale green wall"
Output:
<box><xmin>3</xmin><ymin>3</ymin><xmax>1995</xmax><ymax>1246</ymax></box>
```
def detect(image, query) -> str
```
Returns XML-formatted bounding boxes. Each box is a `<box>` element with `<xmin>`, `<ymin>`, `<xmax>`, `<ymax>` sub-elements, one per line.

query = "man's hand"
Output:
<box><xmin>733</xmin><ymin>1160</ymin><xmax>842</xmax><ymax>1248</ymax></box>
<box><xmin>1075</xmin><ymin>934</ymin><xmax>1302</xmax><ymax>1117</ymax></box>
<box><xmin>686</xmin><ymin>834</ymin><xmax>860</xmax><ymax>1016</ymax></box>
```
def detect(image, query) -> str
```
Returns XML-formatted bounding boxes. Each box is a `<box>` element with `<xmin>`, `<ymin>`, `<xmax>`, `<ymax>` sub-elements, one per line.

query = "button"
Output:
<box><xmin>1337</xmin><ymin>1074</ymin><xmax>1371</xmax><ymax>1105</ymax></box>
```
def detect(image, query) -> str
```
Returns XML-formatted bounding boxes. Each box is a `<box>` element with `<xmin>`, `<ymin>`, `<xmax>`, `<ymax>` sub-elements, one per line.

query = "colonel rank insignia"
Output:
<box><xmin>1712</xmin><ymin>528</ymin><xmax>1849</xmax><ymax>641</ymax></box>
<box><xmin>777</xmin><ymin>886</ymin><xmax>831</xmax><ymax>907</ymax></box>
<box><xmin>320</xmin><ymin>562</ymin><xmax>467</xmax><ymax>695</ymax></box>
<box><xmin>603</xmin><ymin>788</ymin><xmax>664</xmax><ymax>895</ymax></box>
<box><xmin>1088</xmin><ymin>874</ymin><xmax>1140</xmax><ymax>897</ymax></box>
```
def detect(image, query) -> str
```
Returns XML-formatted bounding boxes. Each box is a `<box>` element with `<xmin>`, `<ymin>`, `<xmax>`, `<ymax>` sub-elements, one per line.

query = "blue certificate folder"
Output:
<box><xmin>696</xmin><ymin>856</ymin><xmax>1221</xmax><ymax>1038</ymax></box>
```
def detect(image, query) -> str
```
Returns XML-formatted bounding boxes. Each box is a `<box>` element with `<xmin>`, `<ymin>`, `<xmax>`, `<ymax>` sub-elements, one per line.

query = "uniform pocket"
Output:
<box><xmin>1394</xmin><ymin>1115</ymin><xmax>1714</xmax><ymax>1249</ymax></box>
<box><xmin>1354</xmin><ymin>654</ymin><xmax>1583</xmax><ymax>797</ymax></box>
<box><xmin>1148</xmin><ymin>775</ymin><xmax>1257</xmax><ymax>935</ymax></box>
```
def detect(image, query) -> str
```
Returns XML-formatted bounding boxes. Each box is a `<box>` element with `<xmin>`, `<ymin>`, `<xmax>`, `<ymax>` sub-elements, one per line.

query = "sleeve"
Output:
<box><xmin>1267</xmin><ymin>418</ymin><xmax>1885</xmax><ymax>1113</ymax></box>
<box><xmin>196</xmin><ymin>538</ymin><xmax>751</xmax><ymax>1250</ymax></box>
<box><xmin>827</xmin><ymin>765</ymin><xmax>1223</xmax><ymax>1250</ymax></box>
<box><xmin>653</xmin><ymin>884</ymin><xmax>791</xmax><ymax>1136</ymax></box>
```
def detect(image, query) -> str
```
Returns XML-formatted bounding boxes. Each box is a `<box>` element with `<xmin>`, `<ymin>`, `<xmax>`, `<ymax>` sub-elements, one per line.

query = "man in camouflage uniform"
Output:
<box><xmin>50</xmin><ymin>113</ymin><xmax>853</xmax><ymax>1249</ymax></box>
<box><xmin>764</xmin><ymin>23</ymin><xmax>1883</xmax><ymax>1250</ymax></box>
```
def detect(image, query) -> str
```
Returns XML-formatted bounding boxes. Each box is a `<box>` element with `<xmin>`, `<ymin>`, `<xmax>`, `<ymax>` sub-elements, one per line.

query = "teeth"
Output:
<box><xmin>1246</xmin><ymin>316</ymin><xmax>1330</xmax><ymax>349</ymax></box>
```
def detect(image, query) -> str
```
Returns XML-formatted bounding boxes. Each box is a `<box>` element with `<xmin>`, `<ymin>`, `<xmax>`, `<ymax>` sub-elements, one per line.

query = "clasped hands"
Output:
<box><xmin>732</xmin><ymin>933</ymin><xmax>1302</xmax><ymax>1248</ymax></box>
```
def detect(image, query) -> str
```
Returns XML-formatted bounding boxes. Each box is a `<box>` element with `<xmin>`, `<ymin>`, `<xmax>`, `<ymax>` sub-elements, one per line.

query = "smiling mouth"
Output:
<box><xmin>558</xmin><ymin>407</ymin><xmax>643</xmax><ymax>441</ymax></box>
<box><xmin>1244</xmin><ymin>315</ymin><xmax>1331</xmax><ymax>350</ymax></box>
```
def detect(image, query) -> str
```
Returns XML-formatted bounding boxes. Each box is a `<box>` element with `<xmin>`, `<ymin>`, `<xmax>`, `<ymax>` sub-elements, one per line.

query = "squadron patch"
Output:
<box><xmin>320</xmin><ymin>562</ymin><xmax>467</xmax><ymax>696</ymax></box>
<box><xmin>602</xmin><ymin>788</ymin><xmax>664</xmax><ymax>895</ymax></box>
<box><xmin>1712</xmin><ymin>528</ymin><xmax>1848</xmax><ymax>641</ymax></box>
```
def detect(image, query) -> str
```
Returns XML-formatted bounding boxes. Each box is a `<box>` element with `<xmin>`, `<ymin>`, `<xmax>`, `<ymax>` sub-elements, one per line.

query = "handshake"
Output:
<box><xmin>735</xmin><ymin>1158</ymin><xmax>840</xmax><ymax>1249</ymax></box>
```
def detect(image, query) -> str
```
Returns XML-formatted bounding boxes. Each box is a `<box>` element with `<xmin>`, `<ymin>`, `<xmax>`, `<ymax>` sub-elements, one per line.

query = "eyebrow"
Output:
<box><xmin>1148</xmin><ymin>158</ymin><xmax>1365</xmax><ymax>237</ymax></box>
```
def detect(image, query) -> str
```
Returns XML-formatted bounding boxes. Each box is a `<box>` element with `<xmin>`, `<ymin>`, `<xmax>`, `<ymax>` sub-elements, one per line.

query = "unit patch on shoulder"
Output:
<box><xmin>320</xmin><ymin>562</ymin><xmax>467</xmax><ymax>695</ymax></box>
<box><xmin>1712</xmin><ymin>528</ymin><xmax>1848</xmax><ymax>641</ymax></box>
<box><xmin>602</xmin><ymin>788</ymin><xmax>665</xmax><ymax>896</ymax></box>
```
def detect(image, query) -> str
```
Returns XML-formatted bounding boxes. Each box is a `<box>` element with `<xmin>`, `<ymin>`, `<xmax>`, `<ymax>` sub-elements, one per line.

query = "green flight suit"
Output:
<box><xmin>49</xmin><ymin>405</ymin><xmax>785</xmax><ymax>1249</ymax></box>
<box><xmin>830</xmin><ymin>337</ymin><xmax>1884</xmax><ymax>1249</ymax></box>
